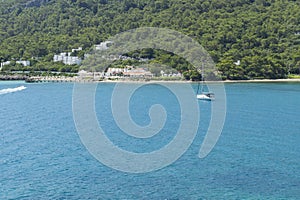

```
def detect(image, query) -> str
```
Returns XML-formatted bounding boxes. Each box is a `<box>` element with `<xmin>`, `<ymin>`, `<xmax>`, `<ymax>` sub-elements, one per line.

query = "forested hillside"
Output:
<box><xmin>0</xmin><ymin>0</ymin><xmax>300</xmax><ymax>79</ymax></box>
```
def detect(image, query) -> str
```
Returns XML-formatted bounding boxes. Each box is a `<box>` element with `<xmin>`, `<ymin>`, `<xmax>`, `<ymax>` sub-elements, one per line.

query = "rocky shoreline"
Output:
<box><xmin>0</xmin><ymin>75</ymin><xmax>28</xmax><ymax>81</ymax></box>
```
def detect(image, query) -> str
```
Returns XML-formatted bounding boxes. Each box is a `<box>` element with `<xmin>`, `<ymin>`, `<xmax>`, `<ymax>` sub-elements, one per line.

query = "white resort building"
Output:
<box><xmin>53</xmin><ymin>47</ymin><xmax>82</xmax><ymax>65</ymax></box>
<box><xmin>105</xmin><ymin>66</ymin><xmax>153</xmax><ymax>78</ymax></box>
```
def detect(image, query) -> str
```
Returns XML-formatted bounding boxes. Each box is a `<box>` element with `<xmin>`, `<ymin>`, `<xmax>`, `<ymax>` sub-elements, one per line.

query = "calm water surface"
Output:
<box><xmin>0</xmin><ymin>81</ymin><xmax>299</xmax><ymax>199</ymax></box>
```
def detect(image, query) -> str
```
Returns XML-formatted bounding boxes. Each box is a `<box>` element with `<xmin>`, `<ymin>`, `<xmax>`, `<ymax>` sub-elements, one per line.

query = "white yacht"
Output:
<box><xmin>196</xmin><ymin>63</ymin><xmax>215</xmax><ymax>101</ymax></box>
<box><xmin>197</xmin><ymin>92</ymin><xmax>215</xmax><ymax>101</ymax></box>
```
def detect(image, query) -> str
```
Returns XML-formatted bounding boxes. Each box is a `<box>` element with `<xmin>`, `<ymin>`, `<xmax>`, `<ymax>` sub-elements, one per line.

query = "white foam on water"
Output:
<box><xmin>0</xmin><ymin>85</ymin><xmax>27</xmax><ymax>95</ymax></box>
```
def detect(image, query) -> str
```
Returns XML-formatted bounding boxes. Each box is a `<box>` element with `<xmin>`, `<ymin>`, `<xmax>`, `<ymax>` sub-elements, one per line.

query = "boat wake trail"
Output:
<box><xmin>0</xmin><ymin>86</ymin><xmax>27</xmax><ymax>95</ymax></box>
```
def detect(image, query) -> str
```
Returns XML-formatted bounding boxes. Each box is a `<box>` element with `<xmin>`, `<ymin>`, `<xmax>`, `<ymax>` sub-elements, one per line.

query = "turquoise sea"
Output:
<box><xmin>0</xmin><ymin>81</ymin><xmax>299</xmax><ymax>199</ymax></box>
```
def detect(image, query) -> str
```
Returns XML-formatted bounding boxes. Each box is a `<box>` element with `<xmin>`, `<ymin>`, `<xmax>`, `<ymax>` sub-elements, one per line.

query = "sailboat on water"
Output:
<box><xmin>196</xmin><ymin>64</ymin><xmax>215</xmax><ymax>101</ymax></box>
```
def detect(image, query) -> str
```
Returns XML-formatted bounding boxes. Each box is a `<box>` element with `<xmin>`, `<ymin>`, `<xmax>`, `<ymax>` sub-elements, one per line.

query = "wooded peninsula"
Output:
<box><xmin>0</xmin><ymin>0</ymin><xmax>299</xmax><ymax>80</ymax></box>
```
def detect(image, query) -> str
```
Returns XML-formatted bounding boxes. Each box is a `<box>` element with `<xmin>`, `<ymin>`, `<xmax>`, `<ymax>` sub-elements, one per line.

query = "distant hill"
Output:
<box><xmin>0</xmin><ymin>0</ymin><xmax>300</xmax><ymax>79</ymax></box>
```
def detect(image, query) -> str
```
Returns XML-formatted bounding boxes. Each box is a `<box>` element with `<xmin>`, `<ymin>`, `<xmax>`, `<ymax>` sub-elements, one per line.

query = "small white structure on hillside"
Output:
<box><xmin>234</xmin><ymin>60</ymin><xmax>241</xmax><ymax>66</ymax></box>
<box><xmin>94</xmin><ymin>41</ymin><xmax>113</xmax><ymax>51</ymax></box>
<box><xmin>0</xmin><ymin>60</ymin><xmax>30</xmax><ymax>67</ymax></box>
<box><xmin>1</xmin><ymin>61</ymin><xmax>11</xmax><ymax>67</ymax></box>
<box><xmin>72</xmin><ymin>47</ymin><xmax>82</xmax><ymax>52</ymax></box>
<box><xmin>16</xmin><ymin>60</ymin><xmax>30</xmax><ymax>66</ymax></box>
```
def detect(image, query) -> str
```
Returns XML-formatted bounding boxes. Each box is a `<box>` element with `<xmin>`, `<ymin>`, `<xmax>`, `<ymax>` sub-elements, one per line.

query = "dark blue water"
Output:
<box><xmin>1</xmin><ymin>81</ymin><xmax>299</xmax><ymax>199</ymax></box>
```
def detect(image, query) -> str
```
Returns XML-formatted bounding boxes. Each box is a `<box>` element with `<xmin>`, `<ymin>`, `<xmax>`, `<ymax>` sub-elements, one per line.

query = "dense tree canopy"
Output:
<box><xmin>0</xmin><ymin>0</ymin><xmax>299</xmax><ymax>79</ymax></box>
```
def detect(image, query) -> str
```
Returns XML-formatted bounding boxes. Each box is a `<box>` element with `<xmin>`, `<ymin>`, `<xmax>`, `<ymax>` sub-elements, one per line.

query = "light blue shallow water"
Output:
<box><xmin>0</xmin><ymin>81</ymin><xmax>299</xmax><ymax>199</ymax></box>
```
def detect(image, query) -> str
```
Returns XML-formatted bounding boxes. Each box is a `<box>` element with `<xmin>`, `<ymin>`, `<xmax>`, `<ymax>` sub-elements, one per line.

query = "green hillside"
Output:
<box><xmin>0</xmin><ymin>0</ymin><xmax>300</xmax><ymax>79</ymax></box>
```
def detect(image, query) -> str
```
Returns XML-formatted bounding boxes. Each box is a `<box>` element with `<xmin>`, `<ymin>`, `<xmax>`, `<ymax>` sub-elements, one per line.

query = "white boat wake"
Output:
<box><xmin>0</xmin><ymin>86</ymin><xmax>27</xmax><ymax>95</ymax></box>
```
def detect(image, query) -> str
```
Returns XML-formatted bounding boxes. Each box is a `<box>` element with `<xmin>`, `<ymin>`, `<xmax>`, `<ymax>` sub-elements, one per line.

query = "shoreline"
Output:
<box><xmin>100</xmin><ymin>78</ymin><xmax>300</xmax><ymax>83</ymax></box>
<box><xmin>222</xmin><ymin>78</ymin><xmax>300</xmax><ymax>83</ymax></box>
<box><xmin>1</xmin><ymin>75</ymin><xmax>300</xmax><ymax>84</ymax></box>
